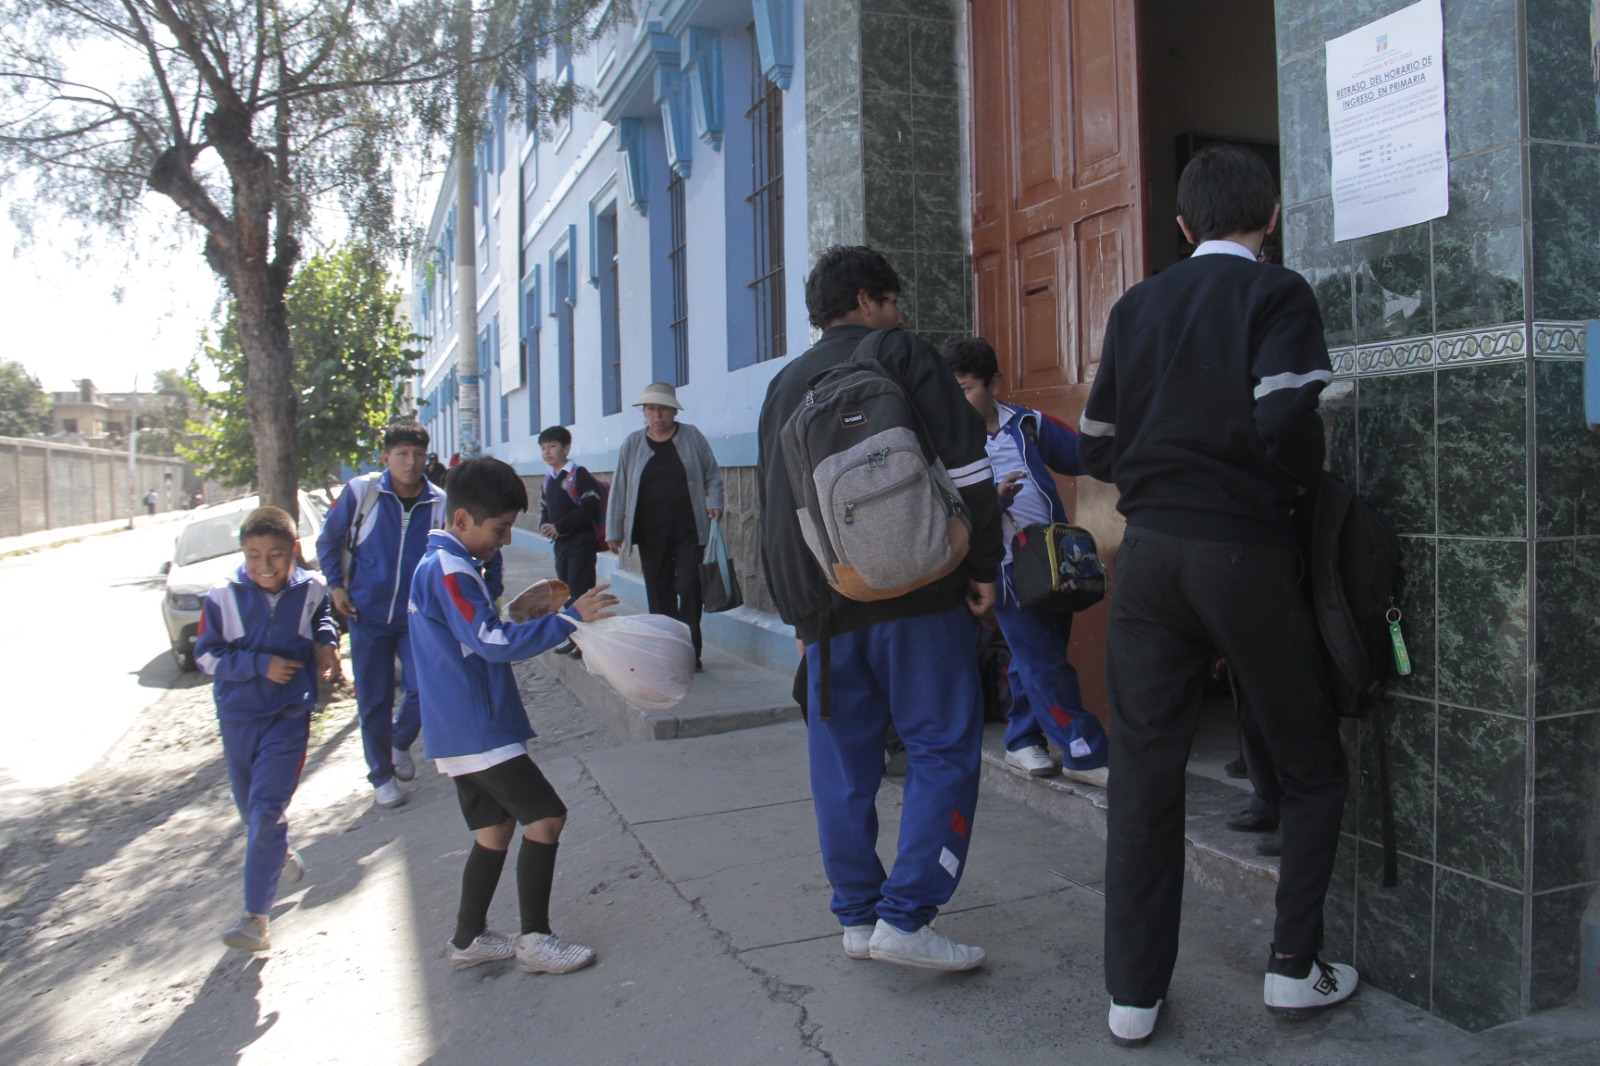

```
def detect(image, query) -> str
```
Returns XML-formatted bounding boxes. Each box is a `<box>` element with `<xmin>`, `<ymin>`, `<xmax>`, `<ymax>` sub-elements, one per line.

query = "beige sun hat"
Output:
<box><xmin>633</xmin><ymin>382</ymin><xmax>683</xmax><ymax>409</ymax></box>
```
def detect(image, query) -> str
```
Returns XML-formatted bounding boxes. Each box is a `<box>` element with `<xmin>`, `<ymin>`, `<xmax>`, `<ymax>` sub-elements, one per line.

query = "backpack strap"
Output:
<box><xmin>340</xmin><ymin>472</ymin><xmax>385</xmax><ymax>579</ymax></box>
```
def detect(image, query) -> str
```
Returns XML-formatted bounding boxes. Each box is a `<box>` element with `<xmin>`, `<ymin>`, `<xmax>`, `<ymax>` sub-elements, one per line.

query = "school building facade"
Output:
<box><xmin>409</xmin><ymin>0</ymin><xmax>1600</xmax><ymax>1032</ymax></box>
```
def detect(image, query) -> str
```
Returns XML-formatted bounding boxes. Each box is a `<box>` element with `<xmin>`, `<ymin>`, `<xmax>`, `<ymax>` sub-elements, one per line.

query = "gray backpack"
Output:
<box><xmin>779</xmin><ymin>330</ymin><xmax>971</xmax><ymax>602</ymax></box>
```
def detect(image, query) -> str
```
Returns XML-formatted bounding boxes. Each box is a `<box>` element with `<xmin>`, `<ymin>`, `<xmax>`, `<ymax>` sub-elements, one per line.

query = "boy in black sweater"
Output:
<box><xmin>1080</xmin><ymin>145</ymin><xmax>1355</xmax><ymax>1046</ymax></box>
<box><xmin>538</xmin><ymin>426</ymin><xmax>602</xmax><ymax>657</ymax></box>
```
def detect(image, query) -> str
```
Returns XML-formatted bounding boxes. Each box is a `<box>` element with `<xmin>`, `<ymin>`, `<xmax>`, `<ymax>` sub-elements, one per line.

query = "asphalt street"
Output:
<box><xmin>0</xmin><ymin>520</ymin><xmax>186</xmax><ymax>849</ymax></box>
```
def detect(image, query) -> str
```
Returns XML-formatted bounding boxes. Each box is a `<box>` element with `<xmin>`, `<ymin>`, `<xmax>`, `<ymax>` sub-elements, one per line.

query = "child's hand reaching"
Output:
<box><xmin>573</xmin><ymin>583</ymin><xmax>620</xmax><ymax>623</ymax></box>
<box><xmin>265</xmin><ymin>656</ymin><xmax>301</xmax><ymax>684</ymax></box>
<box><xmin>997</xmin><ymin>470</ymin><xmax>1027</xmax><ymax>502</ymax></box>
<box><xmin>317</xmin><ymin>644</ymin><xmax>342</xmax><ymax>685</ymax></box>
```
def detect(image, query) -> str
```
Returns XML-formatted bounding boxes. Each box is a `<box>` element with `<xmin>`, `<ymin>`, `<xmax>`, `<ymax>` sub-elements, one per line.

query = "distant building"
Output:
<box><xmin>49</xmin><ymin>379</ymin><xmax>175</xmax><ymax>444</ymax></box>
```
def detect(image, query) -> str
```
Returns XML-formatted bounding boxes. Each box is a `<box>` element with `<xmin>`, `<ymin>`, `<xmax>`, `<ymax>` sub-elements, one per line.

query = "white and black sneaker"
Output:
<box><xmin>1264</xmin><ymin>957</ymin><xmax>1359</xmax><ymax>1017</ymax></box>
<box><xmin>517</xmin><ymin>931</ymin><xmax>596</xmax><ymax>974</ymax></box>
<box><xmin>447</xmin><ymin>930</ymin><xmax>516</xmax><ymax>970</ymax></box>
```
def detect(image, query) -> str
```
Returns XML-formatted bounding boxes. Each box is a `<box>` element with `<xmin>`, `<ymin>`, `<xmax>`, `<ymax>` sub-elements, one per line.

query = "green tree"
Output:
<box><xmin>134</xmin><ymin>367</ymin><xmax>201</xmax><ymax>456</ymax></box>
<box><xmin>0</xmin><ymin>360</ymin><xmax>50</xmax><ymax>437</ymax></box>
<box><xmin>184</xmin><ymin>244</ymin><xmax>420</xmax><ymax>489</ymax></box>
<box><xmin>1</xmin><ymin>0</ymin><xmax>621</xmax><ymax>517</ymax></box>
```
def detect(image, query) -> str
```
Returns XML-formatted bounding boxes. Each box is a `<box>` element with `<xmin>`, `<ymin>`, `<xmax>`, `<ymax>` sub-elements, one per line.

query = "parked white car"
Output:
<box><xmin>160</xmin><ymin>492</ymin><xmax>327</xmax><ymax>670</ymax></box>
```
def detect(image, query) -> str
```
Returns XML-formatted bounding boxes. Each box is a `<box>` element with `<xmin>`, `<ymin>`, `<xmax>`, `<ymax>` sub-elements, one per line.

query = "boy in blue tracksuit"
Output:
<box><xmin>944</xmin><ymin>337</ymin><xmax>1110</xmax><ymax>784</ymax></box>
<box><xmin>410</xmin><ymin>457</ymin><xmax>618</xmax><ymax>973</ymax></box>
<box><xmin>196</xmin><ymin>506</ymin><xmax>341</xmax><ymax>952</ymax></box>
<box><xmin>316</xmin><ymin>421</ymin><xmax>504</xmax><ymax>808</ymax></box>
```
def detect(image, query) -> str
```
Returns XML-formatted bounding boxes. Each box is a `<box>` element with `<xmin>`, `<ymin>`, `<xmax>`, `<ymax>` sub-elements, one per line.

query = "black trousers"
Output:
<box><xmin>636</xmin><ymin>525</ymin><xmax>703</xmax><ymax>659</ymax></box>
<box><xmin>1102</xmin><ymin>527</ymin><xmax>1346</xmax><ymax>1004</ymax></box>
<box><xmin>552</xmin><ymin>537</ymin><xmax>597</xmax><ymax>605</ymax></box>
<box><xmin>1240</xmin><ymin>698</ymin><xmax>1283</xmax><ymax>822</ymax></box>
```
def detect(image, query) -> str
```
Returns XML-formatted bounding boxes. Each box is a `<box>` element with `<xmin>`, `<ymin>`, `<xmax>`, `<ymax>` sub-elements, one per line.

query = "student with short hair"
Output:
<box><xmin>316</xmin><ymin>420</ymin><xmax>503</xmax><ymax>808</ymax></box>
<box><xmin>410</xmin><ymin>457</ymin><xmax>618</xmax><ymax>973</ymax></box>
<box><xmin>196</xmin><ymin>506</ymin><xmax>341</xmax><ymax>952</ymax></box>
<box><xmin>943</xmin><ymin>336</ymin><xmax>1109</xmax><ymax>786</ymax></box>
<box><xmin>1081</xmin><ymin>144</ymin><xmax>1355</xmax><ymax>1046</ymax></box>
<box><xmin>757</xmin><ymin>245</ymin><xmax>1004</xmax><ymax>972</ymax></box>
<box><xmin>537</xmin><ymin>426</ymin><xmax>603</xmax><ymax>658</ymax></box>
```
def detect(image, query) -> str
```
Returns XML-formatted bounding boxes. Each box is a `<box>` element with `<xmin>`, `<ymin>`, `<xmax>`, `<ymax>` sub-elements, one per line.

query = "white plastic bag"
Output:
<box><xmin>568</xmin><ymin>614</ymin><xmax>695</xmax><ymax>710</ymax></box>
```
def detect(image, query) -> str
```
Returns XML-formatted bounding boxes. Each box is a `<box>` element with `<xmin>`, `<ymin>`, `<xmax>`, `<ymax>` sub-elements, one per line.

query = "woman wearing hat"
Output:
<box><xmin>606</xmin><ymin>382</ymin><xmax>725</xmax><ymax>668</ymax></box>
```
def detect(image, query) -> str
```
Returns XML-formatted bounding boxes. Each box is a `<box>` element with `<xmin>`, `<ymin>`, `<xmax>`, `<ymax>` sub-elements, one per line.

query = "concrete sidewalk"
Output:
<box><xmin>0</xmin><ymin>508</ymin><xmax>191</xmax><ymax>557</ymax></box>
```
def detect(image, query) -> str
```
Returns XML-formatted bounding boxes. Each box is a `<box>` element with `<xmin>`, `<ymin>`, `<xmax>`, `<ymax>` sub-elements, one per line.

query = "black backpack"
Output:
<box><xmin>1306</xmin><ymin>471</ymin><xmax>1407</xmax><ymax>885</ymax></box>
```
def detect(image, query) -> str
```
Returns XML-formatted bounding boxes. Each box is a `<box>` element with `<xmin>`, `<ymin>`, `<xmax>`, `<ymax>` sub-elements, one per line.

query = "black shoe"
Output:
<box><xmin>695</xmin><ymin>659</ymin><xmax>704</xmax><ymax>672</ymax></box>
<box><xmin>1254</xmin><ymin>832</ymin><xmax>1283</xmax><ymax>857</ymax></box>
<box><xmin>1225</xmin><ymin>807</ymin><xmax>1278</xmax><ymax>833</ymax></box>
<box><xmin>554</xmin><ymin>639</ymin><xmax>577</xmax><ymax>657</ymax></box>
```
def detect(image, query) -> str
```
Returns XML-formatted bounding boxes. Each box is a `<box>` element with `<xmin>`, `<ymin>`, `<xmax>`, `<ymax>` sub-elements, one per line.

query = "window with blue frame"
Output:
<box><xmin>667</xmin><ymin>174</ymin><xmax>688</xmax><ymax>386</ymax></box>
<box><xmin>524</xmin><ymin>266</ymin><xmax>542</xmax><ymax>431</ymax></box>
<box><xmin>747</xmin><ymin>48</ymin><xmax>786</xmax><ymax>364</ymax></box>
<box><xmin>555</xmin><ymin>251</ymin><xmax>575</xmax><ymax>425</ymax></box>
<box><xmin>599</xmin><ymin>208</ymin><xmax>621</xmax><ymax>415</ymax></box>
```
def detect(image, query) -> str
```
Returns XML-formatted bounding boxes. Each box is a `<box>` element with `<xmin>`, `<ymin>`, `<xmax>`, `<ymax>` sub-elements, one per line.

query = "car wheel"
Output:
<box><xmin>173</xmin><ymin>643</ymin><xmax>198</xmax><ymax>672</ymax></box>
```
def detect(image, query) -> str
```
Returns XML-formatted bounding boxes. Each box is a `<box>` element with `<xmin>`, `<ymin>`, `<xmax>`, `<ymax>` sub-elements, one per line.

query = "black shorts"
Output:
<box><xmin>453</xmin><ymin>755</ymin><xmax>568</xmax><ymax>830</ymax></box>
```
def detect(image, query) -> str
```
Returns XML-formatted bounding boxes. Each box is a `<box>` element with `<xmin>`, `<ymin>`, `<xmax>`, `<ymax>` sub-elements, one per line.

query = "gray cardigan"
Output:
<box><xmin>606</xmin><ymin>421</ymin><xmax>725</xmax><ymax>554</ymax></box>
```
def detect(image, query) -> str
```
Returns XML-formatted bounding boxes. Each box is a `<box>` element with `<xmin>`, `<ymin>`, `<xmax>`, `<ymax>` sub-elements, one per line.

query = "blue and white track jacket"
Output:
<box><xmin>989</xmin><ymin>402</ymin><xmax>1090</xmax><ymax>598</ymax></box>
<box><xmin>195</xmin><ymin>565</ymin><xmax>338</xmax><ymax>720</ymax></box>
<box><xmin>991</xmin><ymin>401</ymin><xmax>1088</xmax><ymax>529</ymax></box>
<box><xmin>408</xmin><ymin>531</ymin><xmax>578</xmax><ymax>759</ymax></box>
<box><xmin>315</xmin><ymin>469</ymin><xmax>504</xmax><ymax>628</ymax></box>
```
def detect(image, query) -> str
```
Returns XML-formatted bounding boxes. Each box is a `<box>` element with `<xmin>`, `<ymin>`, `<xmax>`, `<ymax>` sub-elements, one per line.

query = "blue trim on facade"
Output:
<box><xmin>656</xmin><ymin>63</ymin><xmax>693</xmax><ymax>180</ymax></box>
<box><xmin>617</xmin><ymin>118</ymin><xmax>649</xmax><ymax>214</ymax></box>
<box><xmin>684</xmin><ymin>27</ymin><xmax>724</xmax><ymax>150</ymax></box>
<box><xmin>751</xmin><ymin>0</ymin><xmax>794</xmax><ymax>91</ymax></box>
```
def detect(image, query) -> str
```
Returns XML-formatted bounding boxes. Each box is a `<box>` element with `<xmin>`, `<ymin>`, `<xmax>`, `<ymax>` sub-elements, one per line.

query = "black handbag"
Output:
<box><xmin>1011</xmin><ymin>522</ymin><xmax>1107</xmax><ymax>612</ymax></box>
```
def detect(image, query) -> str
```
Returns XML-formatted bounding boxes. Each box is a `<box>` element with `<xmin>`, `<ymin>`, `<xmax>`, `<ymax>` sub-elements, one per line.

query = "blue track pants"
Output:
<box><xmin>993</xmin><ymin>564</ymin><xmax>1109</xmax><ymax>770</ymax></box>
<box><xmin>805</xmin><ymin>604</ymin><xmax>984</xmax><ymax>932</ymax></box>
<box><xmin>220</xmin><ymin>707</ymin><xmax>311</xmax><ymax>915</ymax></box>
<box><xmin>348</xmin><ymin>618</ymin><xmax>422</xmax><ymax>786</ymax></box>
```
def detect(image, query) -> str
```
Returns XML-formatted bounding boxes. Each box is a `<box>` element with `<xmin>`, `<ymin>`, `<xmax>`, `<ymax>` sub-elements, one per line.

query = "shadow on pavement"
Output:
<box><xmin>138</xmin><ymin>955</ymin><xmax>277</xmax><ymax>1065</ymax></box>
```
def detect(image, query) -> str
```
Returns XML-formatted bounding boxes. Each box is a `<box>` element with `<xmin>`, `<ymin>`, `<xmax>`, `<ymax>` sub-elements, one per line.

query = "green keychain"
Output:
<box><xmin>1387</xmin><ymin>606</ymin><xmax>1412</xmax><ymax>676</ymax></box>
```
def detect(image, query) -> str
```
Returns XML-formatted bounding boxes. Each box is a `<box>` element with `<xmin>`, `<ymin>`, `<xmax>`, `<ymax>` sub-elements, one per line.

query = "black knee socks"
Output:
<box><xmin>518</xmin><ymin>839</ymin><xmax>559</xmax><ymax>936</ymax></box>
<box><xmin>453</xmin><ymin>842</ymin><xmax>508</xmax><ymax>949</ymax></box>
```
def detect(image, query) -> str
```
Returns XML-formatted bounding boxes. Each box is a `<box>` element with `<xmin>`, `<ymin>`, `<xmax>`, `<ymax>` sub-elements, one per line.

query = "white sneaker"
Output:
<box><xmin>282</xmin><ymin>846</ymin><xmax>305</xmax><ymax>885</ymax></box>
<box><xmin>842</xmin><ymin>924</ymin><xmax>874</xmax><ymax>960</ymax></box>
<box><xmin>1062</xmin><ymin>765</ymin><xmax>1110</xmax><ymax>788</ymax></box>
<box><xmin>516</xmin><ymin>931</ymin><xmax>596</xmax><ymax>974</ymax></box>
<box><xmin>1264</xmin><ymin>958</ymin><xmax>1359</xmax><ymax>1017</ymax></box>
<box><xmin>447</xmin><ymin>929</ymin><xmax>516</xmax><ymax>970</ymax></box>
<box><xmin>373</xmin><ymin>780</ymin><xmax>406</xmax><ymax>808</ymax></box>
<box><xmin>392</xmin><ymin>746</ymin><xmax>416</xmax><ymax>782</ymax></box>
<box><xmin>1108</xmin><ymin>999</ymin><xmax>1162</xmax><ymax>1047</ymax></box>
<box><xmin>867</xmin><ymin>920</ymin><xmax>985</xmax><ymax>971</ymax></box>
<box><xmin>1004</xmin><ymin>744</ymin><xmax>1058</xmax><ymax>777</ymax></box>
<box><xmin>222</xmin><ymin>913</ymin><xmax>271</xmax><ymax>952</ymax></box>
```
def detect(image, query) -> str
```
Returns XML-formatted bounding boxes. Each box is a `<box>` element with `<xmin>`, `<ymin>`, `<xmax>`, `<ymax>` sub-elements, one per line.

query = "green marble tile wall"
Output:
<box><xmin>1277</xmin><ymin>0</ymin><xmax>1600</xmax><ymax>1033</ymax></box>
<box><xmin>804</xmin><ymin>0</ymin><xmax>970</xmax><ymax>344</ymax></box>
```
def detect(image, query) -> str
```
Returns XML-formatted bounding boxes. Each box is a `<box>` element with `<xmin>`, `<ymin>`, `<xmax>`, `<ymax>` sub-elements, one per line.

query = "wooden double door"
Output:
<box><xmin>969</xmin><ymin>0</ymin><xmax>1146</xmax><ymax>714</ymax></box>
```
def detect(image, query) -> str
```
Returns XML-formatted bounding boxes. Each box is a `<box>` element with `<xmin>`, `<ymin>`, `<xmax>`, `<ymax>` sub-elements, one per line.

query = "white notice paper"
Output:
<box><xmin>1325</xmin><ymin>0</ymin><xmax>1448</xmax><ymax>241</ymax></box>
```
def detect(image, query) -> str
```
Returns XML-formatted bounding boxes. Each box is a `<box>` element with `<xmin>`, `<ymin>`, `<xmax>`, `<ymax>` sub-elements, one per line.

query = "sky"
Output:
<box><xmin>3</xmin><ymin>210</ymin><xmax>227</xmax><ymax>396</ymax></box>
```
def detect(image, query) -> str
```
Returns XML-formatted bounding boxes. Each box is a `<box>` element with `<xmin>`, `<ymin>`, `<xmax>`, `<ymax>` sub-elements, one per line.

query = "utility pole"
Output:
<box><xmin>453</xmin><ymin>0</ymin><xmax>481</xmax><ymax>461</ymax></box>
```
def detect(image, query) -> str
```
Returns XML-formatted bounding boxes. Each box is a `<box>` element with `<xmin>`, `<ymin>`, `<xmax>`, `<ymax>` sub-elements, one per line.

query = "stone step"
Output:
<box><xmin>976</xmin><ymin>724</ymin><xmax>1282</xmax><ymax>909</ymax></box>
